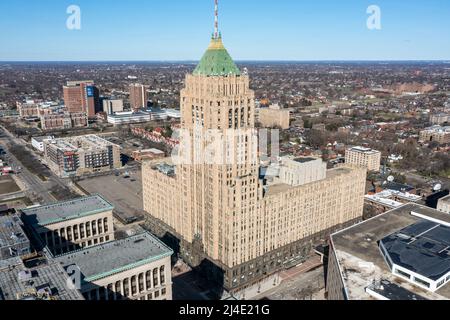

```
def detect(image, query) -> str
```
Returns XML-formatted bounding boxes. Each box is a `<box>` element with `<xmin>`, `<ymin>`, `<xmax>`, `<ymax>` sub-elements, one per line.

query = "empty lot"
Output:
<box><xmin>0</xmin><ymin>175</ymin><xmax>21</xmax><ymax>195</ymax></box>
<box><xmin>77</xmin><ymin>170</ymin><xmax>145</xmax><ymax>222</ymax></box>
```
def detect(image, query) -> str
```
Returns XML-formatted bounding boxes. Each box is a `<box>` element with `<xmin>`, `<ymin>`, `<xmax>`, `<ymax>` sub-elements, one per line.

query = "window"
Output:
<box><xmin>98</xmin><ymin>219</ymin><xmax>103</xmax><ymax>233</ymax></box>
<box><xmin>123</xmin><ymin>279</ymin><xmax>130</xmax><ymax>297</ymax></box>
<box><xmin>86</xmin><ymin>222</ymin><xmax>91</xmax><ymax>237</ymax></box>
<box><xmin>131</xmin><ymin>276</ymin><xmax>137</xmax><ymax>295</ymax></box>
<box><xmin>160</xmin><ymin>266</ymin><xmax>165</xmax><ymax>285</ymax></box>
<box><xmin>395</xmin><ymin>268</ymin><xmax>411</xmax><ymax>279</ymax></box>
<box><xmin>104</xmin><ymin>218</ymin><xmax>109</xmax><ymax>232</ymax></box>
<box><xmin>153</xmin><ymin>268</ymin><xmax>159</xmax><ymax>286</ymax></box>
<box><xmin>92</xmin><ymin>221</ymin><xmax>97</xmax><ymax>235</ymax></box>
<box><xmin>115</xmin><ymin>281</ymin><xmax>121</xmax><ymax>298</ymax></box>
<box><xmin>146</xmin><ymin>271</ymin><xmax>152</xmax><ymax>288</ymax></box>
<box><xmin>138</xmin><ymin>273</ymin><xmax>145</xmax><ymax>292</ymax></box>
<box><xmin>413</xmin><ymin>277</ymin><xmax>430</xmax><ymax>288</ymax></box>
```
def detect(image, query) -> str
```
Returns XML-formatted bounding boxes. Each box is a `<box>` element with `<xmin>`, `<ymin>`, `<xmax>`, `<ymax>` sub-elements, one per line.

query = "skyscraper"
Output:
<box><xmin>63</xmin><ymin>80</ymin><xmax>100</xmax><ymax>118</ymax></box>
<box><xmin>143</xmin><ymin>1</ymin><xmax>366</xmax><ymax>298</ymax></box>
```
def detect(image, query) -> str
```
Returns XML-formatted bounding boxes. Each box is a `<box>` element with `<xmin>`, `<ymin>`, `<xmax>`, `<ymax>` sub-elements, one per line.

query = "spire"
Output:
<box><xmin>193</xmin><ymin>0</ymin><xmax>240</xmax><ymax>76</ymax></box>
<box><xmin>214</xmin><ymin>0</ymin><xmax>219</xmax><ymax>39</ymax></box>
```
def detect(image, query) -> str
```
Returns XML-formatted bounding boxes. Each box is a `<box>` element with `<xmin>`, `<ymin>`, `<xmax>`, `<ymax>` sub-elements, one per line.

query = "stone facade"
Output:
<box><xmin>257</xmin><ymin>104</ymin><xmax>290</xmax><ymax>129</ymax></box>
<box><xmin>142</xmin><ymin>35</ymin><xmax>367</xmax><ymax>295</ymax></box>
<box><xmin>345</xmin><ymin>147</ymin><xmax>381</xmax><ymax>172</ymax></box>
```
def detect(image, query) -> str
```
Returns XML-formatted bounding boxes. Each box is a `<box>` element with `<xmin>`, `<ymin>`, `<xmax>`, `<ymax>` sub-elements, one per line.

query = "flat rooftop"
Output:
<box><xmin>383</xmin><ymin>182</ymin><xmax>415</xmax><ymax>193</ymax></box>
<box><xmin>55</xmin><ymin>232</ymin><xmax>173</xmax><ymax>282</ymax></box>
<box><xmin>108</xmin><ymin>111</ymin><xmax>150</xmax><ymax>118</ymax></box>
<box><xmin>440</xmin><ymin>195</ymin><xmax>450</xmax><ymax>204</ymax></box>
<box><xmin>32</xmin><ymin>136</ymin><xmax>53</xmax><ymax>143</ymax></box>
<box><xmin>152</xmin><ymin>163</ymin><xmax>176</xmax><ymax>177</ymax></box>
<box><xmin>331</xmin><ymin>203</ymin><xmax>450</xmax><ymax>300</ymax></box>
<box><xmin>45</xmin><ymin>134</ymin><xmax>120</xmax><ymax>152</ymax></box>
<box><xmin>136</xmin><ymin>148</ymin><xmax>165</xmax><ymax>154</ymax></box>
<box><xmin>0</xmin><ymin>214</ymin><xmax>29</xmax><ymax>250</ymax></box>
<box><xmin>0</xmin><ymin>258</ymin><xmax>84</xmax><ymax>300</ymax></box>
<box><xmin>381</xmin><ymin>220</ymin><xmax>450</xmax><ymax>281</ymax></box>
<box><xmin>423</xmin><ymin>125</ymin><xmax>450</xmax><ymax>133</ymax></box>
<box><xmin>348</xmin><ymin>146</ymin><xmax>380</xmax><ymax>154</ymax></box>
<box><xmin>293</xmin><ymin>157</ymin><xmax>318</xmax><ymax>163</ymax></box>
<box><xmin>366</xmin><ymin>280</ymin><xmax>427</xmax><ymax>300</ymax></box>
<box><xmin>265</xmin><ymin>166</ymin><xmax>354</xmax><ymax>197</ymax></box>
<box><xmin>21</xmin><ymin>195</ymin><xmax>114</xmax><ymax>227</ymax></box>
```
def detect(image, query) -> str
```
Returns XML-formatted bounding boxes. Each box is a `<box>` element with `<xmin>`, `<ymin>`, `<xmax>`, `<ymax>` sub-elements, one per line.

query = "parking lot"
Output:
<box><xmin>77</xmin><ymin>169</ymin><xmax>145</xmax><ymax>223</ymax></box>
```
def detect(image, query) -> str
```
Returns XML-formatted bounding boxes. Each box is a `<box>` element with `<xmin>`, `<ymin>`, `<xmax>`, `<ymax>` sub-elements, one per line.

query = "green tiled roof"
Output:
<box><xmin>193</xmin><ymin>36</ymin><xmax>241</xmax><ymax>77</ymax></box>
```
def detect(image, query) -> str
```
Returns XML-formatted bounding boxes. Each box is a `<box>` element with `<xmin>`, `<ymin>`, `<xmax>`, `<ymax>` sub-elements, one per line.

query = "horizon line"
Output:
<box><xmin>1</xmin><ymin>59</ymin><xmax>450</xmax><ymax>63</ymax></box>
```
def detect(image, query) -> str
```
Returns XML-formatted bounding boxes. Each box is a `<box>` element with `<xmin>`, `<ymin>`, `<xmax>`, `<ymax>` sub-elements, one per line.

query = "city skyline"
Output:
<box><xmin>1</xmin><ymin>0</ymin><xmax>450</xmax><ymax>61</ymax></box>
<box><xmin>0</xmin><ymin>0</ymin><xmax>450</xmax><ymax>306</ymax></box>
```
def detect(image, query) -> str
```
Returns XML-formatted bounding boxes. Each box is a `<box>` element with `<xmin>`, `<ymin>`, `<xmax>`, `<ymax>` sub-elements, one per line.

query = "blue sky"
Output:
<box><xmin>1</xmin><ymin>0</ymin><xmax>449</xmax><ymax>61</ymax></box>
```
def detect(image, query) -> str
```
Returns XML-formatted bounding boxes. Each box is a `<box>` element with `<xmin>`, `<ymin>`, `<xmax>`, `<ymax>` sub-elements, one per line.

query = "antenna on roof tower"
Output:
<box><xmin>214</xmin><ymin>0</ymin><xmax>219</xmax><ymax>39</ymax></box>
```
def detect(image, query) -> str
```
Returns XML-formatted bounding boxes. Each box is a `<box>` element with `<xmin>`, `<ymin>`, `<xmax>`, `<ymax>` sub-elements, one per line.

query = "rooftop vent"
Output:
<box><xmin>18</xmin><ymin>270</ymin><xmax>32</xmax><ymax>282</ymax></box>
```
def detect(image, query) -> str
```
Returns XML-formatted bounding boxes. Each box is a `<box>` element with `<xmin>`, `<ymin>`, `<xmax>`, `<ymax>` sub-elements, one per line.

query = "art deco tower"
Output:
<box><xmin>178</xmin><ymin>7</ymin><xmax>262</xmax><ymax>267</ymax></box>
<box><xmin>143</xmin><ymin>0</ymin><xmax>366</xmax><ymax>296</ymax></box>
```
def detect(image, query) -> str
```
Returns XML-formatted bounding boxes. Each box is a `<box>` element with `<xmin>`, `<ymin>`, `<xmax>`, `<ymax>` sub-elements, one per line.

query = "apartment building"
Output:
<box><xmin>129</xmin><ymin>84</ymin><xmax>149</xmax><ymax>111</ymax></box>
<box><xmin>43</xmin><ymin>135</ymin><xmax>122</xmax><ymax>178</ymax></box>
<box><xmin>345</xmin><ymin>146</ymin><xmax>382</xmax><ymax>172</ymax></box>
<box><xmin>419</xmin><ymin>126</ymin><xmax>450</xmax><ymax>144</ymax></box>
<box><xmin>0</xmin><ymin>214</ymin><xmax>31</xmax><ymax>260</ymax></box>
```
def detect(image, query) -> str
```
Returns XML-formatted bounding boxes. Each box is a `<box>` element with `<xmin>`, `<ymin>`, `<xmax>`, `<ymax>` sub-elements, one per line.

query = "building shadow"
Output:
<box><xmin>425</xmin><ymin>189</ymin><xmax>449</xmax><ymax>209</ymax></box>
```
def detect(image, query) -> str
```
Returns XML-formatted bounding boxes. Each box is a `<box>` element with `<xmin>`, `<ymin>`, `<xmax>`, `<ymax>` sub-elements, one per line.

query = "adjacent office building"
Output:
<box><xmin>31</xmin><ymin>136</ymin><xmax>54</xmax><ymax>152</ymax></box>
<box><xmin>54</xmin><ymin>232</ymin><xmax>173</xmax><ymax>301</ymax></box>
<box><xmin>103</xmin><ymin>99</ymin><xmax>124</xmax><ymax>115</ymax></box>
<box><xmin>0</xmin><ymin>214</ymin><xmax>31</xmax><ymax>260</ymax></box>
<box><xmin>16</xmin><ymin>100</ymin><xmax>65</xmax><ymax>119</ymax></box>
<box><xmin>132</xmin><ymin>148</ymin><xmax>165</xmax><ymax>162</ymax></box>
<box><xmin>327</xmin><ymin>203</ymin><xmax>450</xmax><ymax>300</ymax></box>
<box><xmin>419</xmin><ymin>126</ymin><xmax>450</xmax><ymax>144</ymax></box>
<box><xmin>21</xmin><ymin>195</ymin><xmax>115</xmax><ymax>256</ymax></box>
<box><xmin>430</xmin><ymin>113</ymin><xmax>450</xmax><ymax>126</ymax></box>
<box><xmin>16</xmin><ymin>100</ymin><xmax>41</xmax><ymax>118</ymax></box>
<box><xmin>257</xmin><ymin>104</ymin><xmax>290</xmax><ymax>129</ymax></box>
<box><xmin>43</xmin><ymin>135</ymin><xmax>122</xmax><ymax>178</ymax></box>
<box><xmin>40</xmin><ymin>112</ymin><xmax>88</xmax><ymax>131</ymax></box>
<box><xmin>345</xmin><ymin>146</ymin><xmax>382</xmax><ymax>172</ymax></box>
<box><xmin>438</xmin><ymin>195</ymin><xmax>450</xmax><ymax>214</ymax></box>
<box><xmin>0</xmin><ymin>257</ymin><xmax>84</xmax><ymax>300</ymax></box>
<box><xmin>142</xmin><ymin>25</ymin><xmax>367</xmax><ymax>297</ymax></box>
<box><xmin>63</xmin><ymin>81</ymin><xmax>100</xmax><ymax>117</ymax></box>
<box><xmin>107</xmin><ymin>111</ymin><xmax>151</xmax><ymax>125</ymax></box>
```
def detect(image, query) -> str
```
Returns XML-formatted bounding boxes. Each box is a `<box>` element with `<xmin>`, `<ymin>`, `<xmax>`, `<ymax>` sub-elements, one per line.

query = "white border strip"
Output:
<box><xmin>411</xmin><ymin>211</ymin><xmax>450</xmax><ymax>227</ymax></box>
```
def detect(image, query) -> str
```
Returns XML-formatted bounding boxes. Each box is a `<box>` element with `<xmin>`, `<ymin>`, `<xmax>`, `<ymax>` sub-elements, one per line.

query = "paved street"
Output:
<box><xmin>0</xmin><ymin>126</ymin><xmax>80</xmax><ymax>205</ymax></box>
<box><xmin>254</xmin><ymin>256</ymin><xmax>325</xmax><ymax>300</ymax></box>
